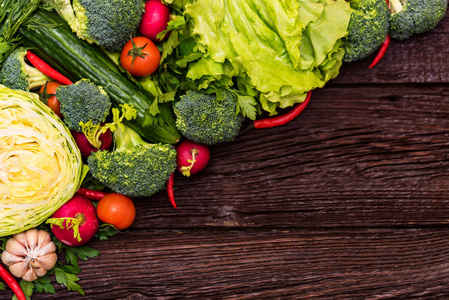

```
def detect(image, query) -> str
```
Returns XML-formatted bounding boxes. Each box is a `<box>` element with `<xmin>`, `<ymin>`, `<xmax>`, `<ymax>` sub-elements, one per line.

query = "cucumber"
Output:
<box><xmin>19</xmin><ymin>10</ymin><xmax>181</xmax><ymax>144</ymax></box>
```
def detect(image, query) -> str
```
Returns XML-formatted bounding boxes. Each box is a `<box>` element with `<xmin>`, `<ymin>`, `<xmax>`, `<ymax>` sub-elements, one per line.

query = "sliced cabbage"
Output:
<box><xmin>0</xmin><ymin>84</ymin><xmax>86</xmax><ymax>237</ymax></box>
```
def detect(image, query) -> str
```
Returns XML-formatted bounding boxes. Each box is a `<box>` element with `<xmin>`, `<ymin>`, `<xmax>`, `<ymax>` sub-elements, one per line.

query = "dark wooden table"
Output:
<box><xmin>21</xmin><ymin>11</ymin><xmax>449</xmax><ymax>300</ymax></box>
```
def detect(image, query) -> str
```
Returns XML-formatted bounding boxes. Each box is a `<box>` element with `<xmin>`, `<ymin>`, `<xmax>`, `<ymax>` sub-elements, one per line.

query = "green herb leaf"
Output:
<box><xmin>33</xmin><ymin>275</ymin><xmax>55</xmax><ymax>294</ymax></box>
<box><xmin>148</xmin><ymin>98</ymin><xmax>160</xmax><ymax>116</ymax></box>
<box><xmin>65</xmin><ymin>246</ymin><xmax>100</xmax><ymax>268</ymax></box>
<box><xmin>156</xmin><ymin>91</ymin><xmax>177</xmax><ymax>103</ymax></box>
<box><xmin>0</xmin><ymin>282</ymin><xmax>4</xmax><ymax>290</ymax></box>
<box><xmin>17</xmin><ymin>279</ymin><xmax>34</xmax><ymax>299</ymax></box>
<box><xmin>157</xmin><ymin>15</ymin><xmax>186</xmax><ymax>44</ymax></box>
<box><xmin>54</xmin><ymin>267</ymin><xmax>84</xmax><ymax>295</ymax></box>
<box><xmin>95</xmin><ymin>223</ymin><xmax>119</xmax><ymax>241</ymax></box>
<box><xmin>236</xmin><ymin>95</ymin><xmax>258</xmax><ymax>120</ymax></box>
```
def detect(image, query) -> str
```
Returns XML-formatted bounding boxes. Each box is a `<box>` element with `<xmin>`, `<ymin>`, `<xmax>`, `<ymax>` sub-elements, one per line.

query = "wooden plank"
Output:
<box><xmin>332</xmin><ymin>14</ymin><xmax>449</xmax><ymax>85</ymax></box>
<box><xmin>124</xmin><ymin>85</ymin><xmax>449</xmax><ymax>229</ymax></box>
<box><xmin>24</xmin><ymin>229</ymin><xmax>449</xmax><ymax>299</ymax></box>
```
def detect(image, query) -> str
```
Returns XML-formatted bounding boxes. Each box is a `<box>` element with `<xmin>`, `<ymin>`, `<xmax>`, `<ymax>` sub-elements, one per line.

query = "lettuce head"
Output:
<box><xmin>172</xmin><ymin>0</ymin><xmax>353</xmax><ymax>116</ymax></box>
<box><xmin>0</xmin><ymin>85</ymin><xmax>86</xmax><ymax>236</ymax></box>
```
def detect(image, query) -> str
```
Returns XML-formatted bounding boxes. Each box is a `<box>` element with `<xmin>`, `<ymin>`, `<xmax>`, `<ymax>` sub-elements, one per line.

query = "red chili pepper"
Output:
<box><xmin>252</xmin><ymin>90</ymin><xmax>312</xmax><ymax>129</ymax></box>
<box><xmin>76</xmin><ymin>188</ymin><xmax>109</xmax><ymax>201</ymax></box>
<box><xmin>26</xmin><ymin>50</ymin><xmax>73</xmax><ymax>85</ymax></box>
<box><xmin>369</xmin><ymin>34</ymin><xmax>390</xmax><ymax>69</ymax></box>
<box><xmin>0</xmin><ymin>263</ymin><xmax>26</xmax><ymax>300</ymax></box>
<box><xmin>167</xmin><ymin>172</ymin><xmax>177</xmax><ymax>210</ymax></box>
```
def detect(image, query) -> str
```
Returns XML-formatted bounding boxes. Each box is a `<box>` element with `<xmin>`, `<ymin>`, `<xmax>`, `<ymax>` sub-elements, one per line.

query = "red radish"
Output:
<box><xmin>176</xmin><ymin>139</ymin><xmax>210</xmax><ymax>177</ymax></box>
<box><xmin>47</xmin><ymin>195</ymin><xmax>99</xmax><ymax>247</ymax></box>
<box><xmin>71</xmin><ymin>129</ymin><xmax>113</xmax><ymax>158</ymax></box>
<box><xmin>139</xmin><ymin>0</ymin><xmax>171</xmax><ymax>42</ymax></box>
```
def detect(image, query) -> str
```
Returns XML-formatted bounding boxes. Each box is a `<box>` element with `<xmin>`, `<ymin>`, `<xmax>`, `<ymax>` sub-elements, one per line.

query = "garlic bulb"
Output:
<box><xmin>1</xmin><ymin>229</ymin><xmax>57</xmax><ymax>281</ymax></box>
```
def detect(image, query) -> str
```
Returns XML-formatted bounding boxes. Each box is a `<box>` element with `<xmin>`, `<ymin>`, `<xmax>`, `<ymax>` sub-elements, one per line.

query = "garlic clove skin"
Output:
<box><xmin>1</xmin><ymin>250</ymin><xmax>25</xmax><ymax>266</ymax></box>
<box><xmin>5</xmin><ymin>237</ymin><xmax>28</xmax><ymax>257</ymax></box>
<box><xmin>1</xmin><ymin>229</ymin><xmax>58</xmax><ymax>282</ymax></box>
<box><xmin>37</xmin><ymin>229</ymin><xmax>52</xmax><ymax>249</ymax></box>
<box><xmin>25</xmin><ymin>228</ymin><xmax>39</xmax><ymax>251</ymax></box>
<box><xmin>36</xmin><ymin>253</ymin><xmax>58</xmax><ymax>271</ymax></box>
<box><xmin>8</xmin><ymin>260</ymin><xmax>29</xmax><ymax>279</ymax></box>
<box><xmin>22</xmin><ymin>266</ymin><xmax>38</xmax><ymax>282</ymax></box>
<box><xmin>11</xmin><ymin>232</ymin><xmax>28</xmax><ymax>249</ymax></box>
<box><xmin>32</xmin><ymin>260</ymin><xmax>49</xmax><ymax>278</ymax></box>
<box><xmin>36</xmin><ymin>239</ymin><xmax>56</xmax><ymax>257</ymax></box>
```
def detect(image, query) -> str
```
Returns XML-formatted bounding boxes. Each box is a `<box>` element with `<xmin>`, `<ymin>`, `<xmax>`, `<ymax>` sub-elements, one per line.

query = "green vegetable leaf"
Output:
<box><xmin>148</xmin><ymin>98</ymin><xmax>160</xmax><ymax>116</ymax></box>
<box><xmin>33</xmin><ymin>275</ymin><xmax>55</xmax><ymax>294</ymax></box>
<box><xmin>16</xmin><ymin>280</ymin><xmax>34</xmax><ymax>300</ymax></box>
<box><xmin>156</xmin><ymin>90</ymin><xmax>177</xmax><ymax>103</ymax></box>
<box><xmin>157</xmin><ymin>15</ymin><xmax>187</xmax><ymax>42</ymax></box>
<box><xmin>46</xmin><ymin>217</ymin><xmax>83</xmax><ymax>242</ymax></box>
<box><xmin>0</xmin><ymin>282</ymin><xmax>4</xmax><ymax>290</ymax></box>
<box><xmin>95</xmin><ymin>224</ymin><xmax>119</xmax><ymax>241</ymax></box>
<box><xmin>54</xmin><ymin>267</ymin><xmax>84</xmax><ymax>295</ymax></box>
<box><xmin>236</xmin><ymin>95</ymin><xmax>258</xmax><ymax>120</ymax></box>
<box><xmin>160</xmin><ymin>28</ymin><xmax>180</xmax><ymax>63</ymax></box>
<box><xmin>65</xmin><ymin>246</ymin><xmax>100</xmax><ymax>268</ymax></box>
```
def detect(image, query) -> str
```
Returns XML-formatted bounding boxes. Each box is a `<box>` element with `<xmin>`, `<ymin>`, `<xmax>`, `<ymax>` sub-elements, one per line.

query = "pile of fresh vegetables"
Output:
<box><xmin>0</xmin><ymin>0</ymin><xmax>447</xmax><ymax>298</ymax></box>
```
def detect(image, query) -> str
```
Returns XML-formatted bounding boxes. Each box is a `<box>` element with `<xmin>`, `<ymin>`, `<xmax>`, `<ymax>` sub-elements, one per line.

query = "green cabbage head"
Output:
<box><xmin>0</xmin><ymin>84</ymin><xmax>86</xmax><ymax>237</ymax></box>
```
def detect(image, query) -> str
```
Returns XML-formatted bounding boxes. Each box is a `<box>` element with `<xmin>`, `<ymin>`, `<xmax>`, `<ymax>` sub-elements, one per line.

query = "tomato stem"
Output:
<box><xmin>127</xmin><ymin>38</ymin><xmax>148</xmax><ymax>68</ymax></box>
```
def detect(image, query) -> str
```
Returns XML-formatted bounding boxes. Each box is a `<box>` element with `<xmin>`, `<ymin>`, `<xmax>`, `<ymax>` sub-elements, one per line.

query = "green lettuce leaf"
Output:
<box><xmin>183</xmin><ymin>0</ymin><xmax>352</xmax><ymax>114</ymax></box>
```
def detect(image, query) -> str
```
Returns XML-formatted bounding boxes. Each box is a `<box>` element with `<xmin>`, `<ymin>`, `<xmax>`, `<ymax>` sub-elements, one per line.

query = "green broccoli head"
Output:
<box><xmin>0</xmin><ymin>48</ymin><xmax>51</xmax><ymax>91</ymax></box>
<box><xmin>389</xmin><ymin>0</ymin><xmax>448</xmax><ymax>40</ymax></box>
<box><xmin>87</xmin><ymin>125</ymin><xmax>177</xmax><ymax>197</ymax></box>
<box><xmin>174</xmin><ymin>90</ymin><xmax>244</xmax><ymax>145</ymax></box>
<box><xmin>56</xmin><ymin>78</ymin><xmax>111</xmax><ymax>132</ymax></box>
<box><xmin>343</xmin><ymin>0</ymin><xmax>390</xmax><ymax>62</ymax></box>
<box><xmin>50</xmin><ymin>0</ymin><xmax>144</xmax><ymax>52</ymax></box>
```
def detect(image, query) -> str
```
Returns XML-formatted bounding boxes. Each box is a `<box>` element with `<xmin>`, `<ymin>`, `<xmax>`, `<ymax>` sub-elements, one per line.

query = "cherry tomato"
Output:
<box><xmin>39</xmin><ymin>81</ymin><xmax>63</xmax><ymax>118</ymax></box>
<box><xmin>120</xmin><ymin>37</ymin><xmax>161</xmax><ymax>77</ymax></box>
<box><xmin>96</xmin><ymin>193</ymin><xmax>136</xmax><ymax>230</ymax></box>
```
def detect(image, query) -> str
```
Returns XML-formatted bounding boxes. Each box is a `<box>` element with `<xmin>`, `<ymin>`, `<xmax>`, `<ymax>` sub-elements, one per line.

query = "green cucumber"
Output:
<box><xmin>19</xmin><ymin>10</ymin><xmax>181</xmax><ymax>144</ymax></box>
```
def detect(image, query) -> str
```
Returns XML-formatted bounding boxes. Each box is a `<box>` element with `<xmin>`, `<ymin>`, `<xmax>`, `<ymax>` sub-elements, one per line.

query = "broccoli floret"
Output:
<box><xmin>0</xmin><ymin>48</ymin><xmax>51</xmax><ymax>91</ymax></box>
<box><xmin>87</xmin><ymin>124</ymin><xmax>177</xmax><ymax>197</ymax></box>
<box><xmin>47</xmin><ymin>0</ymin><xmax>144</xmax><ymax>52</ymax></box>
<box><xmin>56</xmin><ymin>78</ymin><xmax>111</xmax><ymax>132</ymax></box>
<box><xmin>389</xmin><ymin>0</ymin><xmax>448</xmax><ymax>40</ymax></box>
<box><xmin>174</xmin><ymin>90</ymin><xmax>244</xmax><ymax>145</ymax></box>
<box><xmin>343</xmin><ymin>0</ymin><xmax>390</xmax><ymax>62</ymax></box>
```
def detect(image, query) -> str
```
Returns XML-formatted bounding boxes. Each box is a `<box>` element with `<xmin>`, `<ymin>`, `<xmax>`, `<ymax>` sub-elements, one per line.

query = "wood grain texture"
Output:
<box><xmin>126</xmin><ymin>85</ymin><xmax>449</xmax><ymax>229</ymax></box>
<box><xmin>4</xmin><ymin>8</ymin><xmax>449</xmax><ymax>300</ymax></box>
<box><xmin>29</xmin><ymin>229</ymin><xmax>449</xmax><ymax>299</ymax></box>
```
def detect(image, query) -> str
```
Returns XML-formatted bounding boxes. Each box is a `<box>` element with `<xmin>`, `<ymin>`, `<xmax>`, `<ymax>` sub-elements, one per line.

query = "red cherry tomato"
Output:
<box><xmin>39</xmin><ymin>81</ymin><xmax>63</xmax><ymax>118</ymax></box>
<box><xmin>120</xmin><ymin>37</ymin><xmax>161</xmax><ymax>77</ymax></box>
<box><xmin>96</xmin><ymin>193</ymin><xmax>136</xmax><ymax>230</ymax></box>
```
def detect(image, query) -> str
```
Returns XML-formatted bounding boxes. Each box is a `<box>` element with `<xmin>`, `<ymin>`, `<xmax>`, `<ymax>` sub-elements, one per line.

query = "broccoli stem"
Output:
<box><xmin>24</xmin><ymin>63</ymin><xmax>51</xmax><ymax>90</ymax></box>
<box><xmin>389</xmin><ymin>0</ymin><xmax>404</xmax><ymax>13</ymax></box>
<box><xmin>44</xmin><ymin>0</ymin><xmax>77</xmax><ymax>24</ymax></box>
<box><xmin>114</xmin><ymin>125</ymin><xmax>150</xmax><ymax>151</ymax></box>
